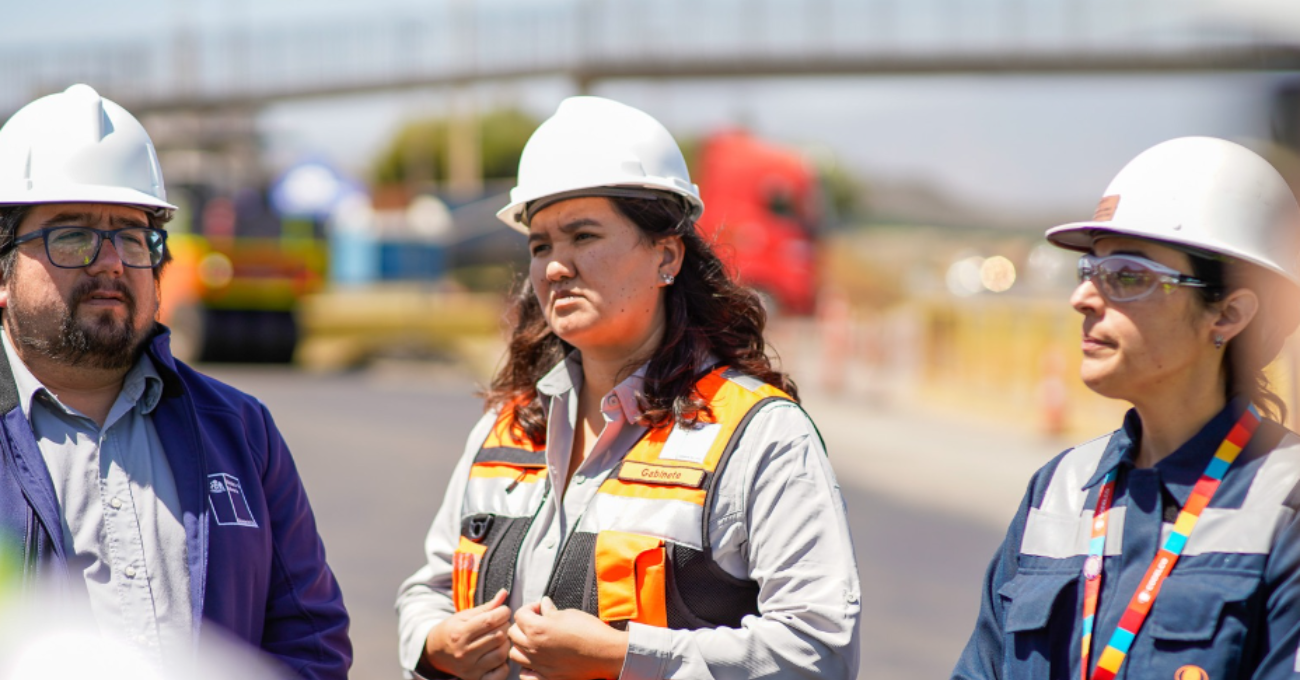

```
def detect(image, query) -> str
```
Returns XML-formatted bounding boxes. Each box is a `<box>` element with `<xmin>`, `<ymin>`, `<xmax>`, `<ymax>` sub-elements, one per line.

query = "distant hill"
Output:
<box><xmin>857</xmin><ymin>174</ymin><xmax>1076</xmax><ymax>233</ymax></box>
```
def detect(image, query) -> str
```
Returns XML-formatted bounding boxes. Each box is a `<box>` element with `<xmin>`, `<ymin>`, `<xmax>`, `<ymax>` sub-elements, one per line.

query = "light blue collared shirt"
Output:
<box><xmin>2</xmin><ymin>329</ymin><xmax>191</xmax><ymax>660</ymax></box>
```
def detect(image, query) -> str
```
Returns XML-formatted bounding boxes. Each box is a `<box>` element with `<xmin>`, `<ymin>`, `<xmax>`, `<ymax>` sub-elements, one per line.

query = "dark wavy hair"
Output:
<box><xmin>483</xmin><ymin>194</ymin><xmax>797</xmax><ymax>445</ymax></box>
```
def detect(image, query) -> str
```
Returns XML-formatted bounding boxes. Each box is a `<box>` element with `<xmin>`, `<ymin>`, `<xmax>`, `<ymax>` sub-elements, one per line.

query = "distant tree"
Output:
<box><xmin>677</xmin><ymin>135</ymin><xmax>702</xmax><ymax>178</ymax></box>
<box><xmin>372</xmin><ymin>108</ymin><xmax>540</xmax><ymax>186</ymax></box>
<box><xmin>816</xmin><ymin>158</ymin><xmax>866</xmax><ymax>227</ymax></box>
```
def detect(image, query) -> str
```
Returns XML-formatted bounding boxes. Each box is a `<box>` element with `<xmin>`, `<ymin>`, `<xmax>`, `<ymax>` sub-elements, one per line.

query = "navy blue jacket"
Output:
<box><xmin>953</xmin><ymin>400</ymin><xmax>1300</xmax><ymax>679</ymax></box>
<box><xmin>0</xmin><ymin>326</ymin><xmax>351</xmax><ymax>679</ymax></box>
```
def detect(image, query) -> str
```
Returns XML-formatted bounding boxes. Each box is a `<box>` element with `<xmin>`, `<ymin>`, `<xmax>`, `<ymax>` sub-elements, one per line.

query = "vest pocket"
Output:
<box><xmin>594</xmin><ymin>531</ymin><xmax>668</xmax><ymax>627</ymax></box>
<box><xmin>452</xmin><ymin>536</ymin><xmax>488</xmax><ymax>612</ymax></box>
<box><xmin>662</xmin><ymin>542</ymin><xmax>761</xmax><ymax>629</ymax></box>
<box><xmin>453</xmin><ymin>512</ymin><xmax>538</xmax><ymax>610</ymax></box>
<box><xmin>998</xmin><ymin>570</ymin><xmax>1079</xmax><ymax>678</ymax></box>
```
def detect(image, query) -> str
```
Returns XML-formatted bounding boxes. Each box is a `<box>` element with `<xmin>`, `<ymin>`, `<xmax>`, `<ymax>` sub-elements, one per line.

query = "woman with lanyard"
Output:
<box><xmin>396</xmin><ymin>96</ymin><xmax>860</xmax><ymax>680</ymax></box>
<box><xmin>952</xmin><ymin>136</ymin><xmax>1300</xmax><ymax>680</ymax></box>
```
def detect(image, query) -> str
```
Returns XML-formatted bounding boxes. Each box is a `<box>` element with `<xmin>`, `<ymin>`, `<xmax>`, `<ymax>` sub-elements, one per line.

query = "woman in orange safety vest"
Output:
<box><xmin>397</xmin><ymin>96</ymin><xmax>861</xmax><ymax>680</ymax></box>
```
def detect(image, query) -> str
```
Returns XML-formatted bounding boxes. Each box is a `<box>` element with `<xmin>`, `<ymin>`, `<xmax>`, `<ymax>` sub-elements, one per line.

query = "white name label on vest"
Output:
<box><xmin>618</xmin><ymin>462</ymin><xmax>707</xmax><ymax>488</ymax></box>
<box><xmin>658</xmin><ymin>422</ymin><xmax>721</xmax><ymax>464</ymax></box>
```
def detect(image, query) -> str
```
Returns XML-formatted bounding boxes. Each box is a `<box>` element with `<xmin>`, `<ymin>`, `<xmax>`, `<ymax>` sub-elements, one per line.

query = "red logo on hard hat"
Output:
<box><xmin>1094</xmin><ymin>195</ymin><xmax>1120</xmax><ymax>221</ymax></box>
<box><xmin>1175</xmin><ymin>665</ymin><xmax>1208</xmax><ymax>680</ymax></box>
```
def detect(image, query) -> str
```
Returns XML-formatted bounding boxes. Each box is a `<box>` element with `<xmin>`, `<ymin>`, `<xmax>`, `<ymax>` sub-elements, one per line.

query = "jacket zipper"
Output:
<box><xmin>505</xmin><ymin>468</ymin><xmax>529</xmax><ymax>494</ymax></box>
<box><xmin>23</xmin><ymin>509</ymin><xmax>37</xmax><ymax>586</ymax></box>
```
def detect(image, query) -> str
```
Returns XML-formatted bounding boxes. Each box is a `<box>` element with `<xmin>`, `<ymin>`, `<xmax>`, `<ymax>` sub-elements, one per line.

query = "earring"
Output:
<box><xmin>661</xmin><ymin>273</ymin><xmax>675</xmax><ymax>285</ymax></box>
<box><xmin>1214</xmin><ymin>335</ymin><xmax>1225</xmax><ymax>350</ymax></box>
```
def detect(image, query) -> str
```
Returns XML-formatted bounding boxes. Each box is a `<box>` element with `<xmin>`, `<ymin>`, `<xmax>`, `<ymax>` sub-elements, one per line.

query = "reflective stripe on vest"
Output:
<box><xmin>573</xmin><ymin>367</ymin><xmax>789</xmax><ymax>547</ymax></box>
<box><xmin>1021</xmin><ymin>430</ymin><xmax>1300</xmax><ymax>560</ymax></box>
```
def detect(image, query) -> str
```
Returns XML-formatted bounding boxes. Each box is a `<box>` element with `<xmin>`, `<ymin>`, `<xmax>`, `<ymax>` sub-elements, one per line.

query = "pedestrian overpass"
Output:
<box><xmin>1</xmin><ymin>0</ymin><xmax>1296</xmax><ymax>116</ymax></box>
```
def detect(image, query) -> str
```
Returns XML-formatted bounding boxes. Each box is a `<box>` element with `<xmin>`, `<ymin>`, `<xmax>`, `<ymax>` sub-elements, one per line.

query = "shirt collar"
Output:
<box><xmin>122</xmin><ymin>352</ymin><xmax>164</xmax><ymax>415</ymax></box>
<box><xmin>606</xmin><ymin>366</ymin><xmax>648</xmax><ymax>424</ymax></box>
<box><xmin>2</xmin><ymin>326</ymin><xmax>164</xmax><ymax>422</ymax></box>
<box><xmin>535</xmin><ymin>351</ymin><xmax>649</xmax><ymax>425</ymax></box>
<box><xmin>1082</xmin><ymin>397</ymin><xmax>1254</xmax><ymax>506</ymax></box>
<box><xmin>536</xmin><ymin>352</ymin><xmax>582</xmax><ymax>398</ymax></box>
<box><xmin>3</xmin><ymin>327</ymin><xmax>45</xmax><ymax>421</ymax></box>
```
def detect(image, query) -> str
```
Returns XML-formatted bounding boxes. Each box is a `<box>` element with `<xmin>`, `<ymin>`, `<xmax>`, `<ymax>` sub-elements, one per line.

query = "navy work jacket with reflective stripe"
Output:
<box><xmin>952</xmin><ymin>399</ymin><xmax>1300</xmax><ymax>680</ymax></box>
<box><xmin>0</xmin><ymin>326</ymin><xmax>351</xmax><ymax>679</ymax></box>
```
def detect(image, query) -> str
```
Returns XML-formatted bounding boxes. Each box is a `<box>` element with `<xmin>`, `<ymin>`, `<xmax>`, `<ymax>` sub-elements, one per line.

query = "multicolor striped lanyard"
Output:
<box><xmin>1080</xmin><ymin>405</ymin><xmax>1261</xmax><ymax>680</ymax></box>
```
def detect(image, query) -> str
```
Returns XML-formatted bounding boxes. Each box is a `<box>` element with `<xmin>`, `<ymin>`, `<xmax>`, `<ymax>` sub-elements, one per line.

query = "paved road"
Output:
<box><xmin>205</xmin><ymin>364</ymin><xmax>1008</xmax><ymax>680</ymax></box>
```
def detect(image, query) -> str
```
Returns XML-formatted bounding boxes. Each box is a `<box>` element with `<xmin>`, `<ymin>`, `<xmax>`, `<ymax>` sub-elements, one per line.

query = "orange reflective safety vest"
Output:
<box><xmin>451</xmin><ymin>366</ymin><xmax>796</xmax><ymax>630</ymax></box>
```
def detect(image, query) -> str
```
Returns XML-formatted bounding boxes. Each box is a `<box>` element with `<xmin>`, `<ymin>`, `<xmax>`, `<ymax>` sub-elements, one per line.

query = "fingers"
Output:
<box><xmin>519</xmin><ymin>670</ymin><xmax>543</xmax><ymax>680</ymax></box>
<box><xmin>467</xmin><ymin>588</ymin><xmax>509</xmax><ymax>614</ymax></box>
<box><xmin>509</xmin><ymin>600</ymin><xmax>548</xmax><ymax>643</ymax></box>
<box><xmin>455</xmin><ymin>619</ymin><xmax>511</xmax><ymax>665</ymax></box>
<box><xmin>507</xmin><ymin>621</ymin><xmax>527</xmax><ymax>649</ymax></box>
<box><xmin>482</xmin><ymin>664</ymin><xmax>511</xmax><ymax>680</ymax></box>
<box><xmin>508</xmin><ymin>641</ymin><xmax>533</xmax><ymax>668</ymax></box>
<box><xmin>464</xmin><ymin>601</ymin><xmax>513</xmax><ymax>639</ymax></box>
<box><xmin>515</xmin><ymin>601</ymin><xmax>542</xmax><ymax>621</ymax></box>
<box><xmin>432</xmin><ymin>599</ymin><xmax>513</xmax><ymax>670</ymax></box>
<box><xmin>479</xmin><ymin>603</ymin><xmax>514</xmax><ymax>631</ymax></box>
<box><xmin>508</xmin><ymin>599</ymin><xmax>556</xmax><ymax>667</ymax></box>
<box><xmin>472</xmin><ymin>639</ymin><xmax>511</xmax><ymax>671</ymax></box>
<box><xmin>539</xmin><ymin>596</ymin><xmax>557</xmax><ymax>616</ymax></box>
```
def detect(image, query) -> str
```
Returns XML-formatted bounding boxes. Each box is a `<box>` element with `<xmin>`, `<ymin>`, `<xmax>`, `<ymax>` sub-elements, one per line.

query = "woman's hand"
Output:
<box><xmin>508</xmin><ymin>597</ymin><xmax>629</xmax><ymax>680</ymax></box>
<box><xmin>423</xmin><ymin>589</ymin><xmax>513</xmax><ymax>680</ymax></box>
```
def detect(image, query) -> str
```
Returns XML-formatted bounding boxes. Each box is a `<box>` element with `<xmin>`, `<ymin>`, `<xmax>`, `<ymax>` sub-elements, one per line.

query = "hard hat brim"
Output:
<box><xmin>496</xmin><ymin>183</ymin><xmax>703</xmax><ymax>235</ymax></box>
<box><xmin>1047</xmin><ymin>220</ymin><xmax>1300</xmax><ymax>291</ymax></box>
<box><xmin>0</xmin><ymin>185</ymin><xmax>177</xmax><ymax>216</ymax></box>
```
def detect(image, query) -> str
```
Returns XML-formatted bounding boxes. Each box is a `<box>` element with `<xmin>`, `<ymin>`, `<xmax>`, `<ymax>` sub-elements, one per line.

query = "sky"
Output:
<box><xmin>2</xmin><ymin>0</ymin><xmax>1295</xmax><ymax>219</ymax></box>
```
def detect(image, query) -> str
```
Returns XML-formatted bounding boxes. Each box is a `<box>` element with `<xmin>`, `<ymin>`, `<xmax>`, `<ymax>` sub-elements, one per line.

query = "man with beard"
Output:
<box><xmin>0</xmin><ymin>84</ymin><xmax>351</xmax><ymax>679</ymax></box>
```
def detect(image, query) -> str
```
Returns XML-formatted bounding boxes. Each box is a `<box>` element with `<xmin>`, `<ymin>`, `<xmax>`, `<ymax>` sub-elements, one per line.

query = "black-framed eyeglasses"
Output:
<box><xmin>8</xmin><ymin>226</ymin><xmax>168</xmax><ymax>269</ymax></box>
<box><xmin>1077</xmin><ymin>253</ymin><xmax>1210</xmax><ymax>302</ymax></box>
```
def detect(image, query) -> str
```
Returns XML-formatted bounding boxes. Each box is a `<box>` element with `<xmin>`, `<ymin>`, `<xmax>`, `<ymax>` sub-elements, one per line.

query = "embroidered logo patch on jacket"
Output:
<box><xmin>208</xmin><ymin>472</ymin><xmax>259</xmax><ymax>528</ymax></box>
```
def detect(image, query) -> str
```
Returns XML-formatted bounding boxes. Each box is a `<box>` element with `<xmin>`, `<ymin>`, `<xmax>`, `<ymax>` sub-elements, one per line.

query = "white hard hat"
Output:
<box><xmin>0</xmin><ymin>84</ymin><xmax>175</xmax><ymax>216</ymax></box>
<box><xmin>496</xmin><ymin>96</ymin><xmax>703</xmax><ymax>233</ymax></box>
<box><xmin>1046</xmin><ymin>136</ymin><xmax>1300</xmax><ymax>291</ymax></box>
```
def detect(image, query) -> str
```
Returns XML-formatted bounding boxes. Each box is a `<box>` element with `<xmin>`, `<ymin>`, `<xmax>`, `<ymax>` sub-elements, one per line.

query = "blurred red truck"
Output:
<box><xmin>696</xmin><ymin>129</ymin><xmax>822</xmax><ymax>316</ymax></box>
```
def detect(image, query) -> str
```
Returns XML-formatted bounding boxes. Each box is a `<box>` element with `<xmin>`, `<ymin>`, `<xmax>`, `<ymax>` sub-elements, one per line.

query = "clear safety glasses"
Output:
<box><xmin>9</xmin><ymin>226</ymin><xmax>168</xmax><ymax>269</ymax></box>
<box><xmin>1076</xmin><ymin>253</ymin><xmax>1210</xmax><ymax>302</ymax></box>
